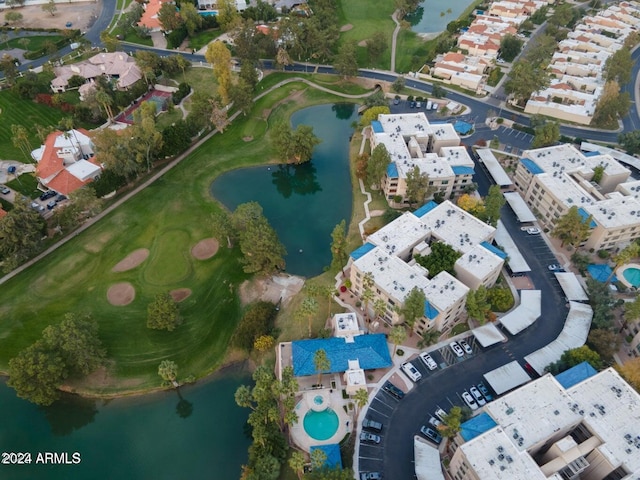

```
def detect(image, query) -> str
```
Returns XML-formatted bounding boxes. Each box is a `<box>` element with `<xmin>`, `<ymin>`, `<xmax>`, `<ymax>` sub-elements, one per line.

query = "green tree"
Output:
<box><xmin>353</xmin><ymin>388</ymin><xmax>369</xmax><ymax>417</ymax></box>
<box><xmin>366</xmin><ymin>144</ymin><xmax>391</xmax><ymax>190</ymax></box>
<box><xmin>5</xmin><ymin>11</ymin><xmax>23</xmax><ymax>25</ymax></box>
<box><xmin>552</xmin><ymin>205</ymin><xmax>592</xmax><ymax>248</ymax></box>
<box><xmin>313</xmin><ymin>348</ymin><xmax>331</xmax><ymax>385</ymax></box>
<box><xmin>592</xmin><ymin>165</ymin><xmax>605</xmax><ymax>184</ymax></box>
<box><xmin>624</xmin><ymin>297</ymin><xmax>640</xmax><ymax>333</ymax></box>
<box><xmin>270</xmin><ymin>123</ymin><xmax>321</xmax><ymax>164</ymax></box>
<box><xmin>231</xmin><ymin>301</ymin><xmax>277</xmax><ymax>351</ymax></box>
<box><xmin>389</xmin><ymin>325</ymin><xmax>407</xmax><ymax>358</ymax></box>
<box><xmin>532</xmin><ymin>122</ymin><xmax>560</xmax><ymax>148</ymax></box>
<box><xmin>179</xmin><ymin>2</ymin><xmax>202</xmax><ymax>36</ymax></box>
<box><xmin>310</xmin><ymin>448</ymin><xmax>328</xmax><ymax>470</ymax></box>
<box><xmin>330</xmin><ymin>219</ymin><xmax>348</xmax><ymax>274</ymax></box>
<box><xmin>481</xmin><ymin>185</ymin><xmax>506</xmax><ymax>227</ymax></box>
<box><xmin>333</xmin><ymin>40</ymin><xmax>358</xmax><ymax>78</ymax></box>
<box><xmin>0</xmin><ymin>197</ymin><xmax>46</xmax><ymax>272</ymax></box>
<box><xmin>499</xmin><ymin>34</ymin><xmax>523</xmax><ymax>62</ymax></box>
<box><xmin>437</xmin><ymin>405</ymin><xmax>463</xmax><ymax>440</ymax></box>
<box><xmin>360</xmin><ymin>271</ymin><xmax>375</xmax><ymax>321</ymax></box>
<box><xmin>618</xmin><ymin>130</ymin><xmax>640</xmax><ymax>155</ymax></box>
<box><xmin>546</xmin><ymin>345</ymin><xmax>602</xmax><ymax>374</ymax></box>
<box><xmin>92</xmin><ymin>128</ymin><xmax>139</xmax><ymax>180</ymax></box>
<box><xmin>42</xmin><ymin>0</ymin><xmax>57</xmax><ymax>16</ymax></box>
<box><xmin>414</xmin><ymin>241</ymin><xmax>461</xmax><ymax>277</ymax></box>
<box><xmin>487</xmin><ymin>287</ymin><xmax>513</xmax><ymax>312</ymax></box>
<box><xmin>11</xmin><ymin>124</ymin><xmax>32</xmax><ymax>162</ymax></box>
<box><xmin>158</xmin><ymin>359</ymin><xmax>178</xmax><ymax>385</ymax></box>
<box><xmin>405</xmin><ymin>165</ymin><xmax>434</xmax><ymax>207</ymax></box>
<box><xmin>592</xmin><ymin>81</ymin><xmax>630</xmax><ymax>128</ymax></box>
<box><xmin>297</xmin><ymin>296</ymin><xmax>319</xmax><ymax>338</ymax></box>
<box><xmin>158</xmin><ymin>2</ymin><xmax>182</xmax><ymax>31</ymax></box>
<box><xmin>366</xmin><ymin>31</ymin><xmax>387</xmax><ymax>63</ymax></box>
<box><xmin>211</xmin><ymin>209</ymin><xmax>236</xmax><ymax>248</ymax></box>
<box><xmin>131</xmin><ymin>101</ymin><xmax>163</xmax><ymax>172</ymax></box>
<box><xmin>392</xmin><ymin>77</ymin><xmax>405</xmax><ymax>93</ymax></box>
<box><xmin>360</xmin><ymin>106</ymin><xmax>390</xmax><ymax>126</ymax></box>
<box><xmin>217</xmin><ymin>0</ymin><xmax>241</xmax><ymax>31</ymax></box>
<box><xmin>289</xmin><ymin>451</ymin><xmax>306</xmax><ymax>480</ymax></box>
<box><xmin>230</xmin><ymin>78</ymin><xmax>254</xmax><ymax>117</ymax></box>
<box><xmin>0</xmin><ymin>54</ymin><xmax>18</xmax><ymax>86</ymax></box>
<box><xmin>417</xmin><ymin>329</ymin><xmax>440</xmax><ymax>349</ymax></box>
<box><xmin>605</xmin><ymin>47</ymin><xmax>632</xmax><ymax>85</ymax></box>
<box><xmin>134</xmin><ymin>50</ymin><xmax>161</xmax><ymax>85</ymax></box>
<box><xmin>373</xmin><ymin>298</ymin><xmax>387</xmax><ymax>323</ymax></box>
<box><xmin>504</xmin><ymin>60</ymin><xmax>549</xmax><ymax>106</ymax></box>
<box><xmin>571</xmin><ymin>251</ymin><xmax>590</xmax><ymax>275</ymax></box>
<box><xmin>587</xmin><ymin>328</ymin><xmax>619</xmax><ymax>361</ymax></box>
<box><xmin>608</xmin><ymin>243</ymin><xmax>640</xmax><ymax>283</ymax></box>
<box><xmin>147</xmin><ymin>292</ymin><xmax>183</xmax><ymax>331</ymax></box>
<box><xmin>400</xmin><ymin>287</ymin><xmax>426</xmax><ymax>335</ymax></box>
<box><xmin>205</xmin><ymin>41</ymin><xmax>232</xmax><ymax>103</ymax></box>
<box><xmin>466</xmin><ymin>286</ymin><xmax>491</xmax><ymax>323</ymax></box>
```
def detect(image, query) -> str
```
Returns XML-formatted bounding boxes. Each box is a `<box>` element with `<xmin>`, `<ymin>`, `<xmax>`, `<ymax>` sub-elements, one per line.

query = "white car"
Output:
<box><xmin>521</xmin><ymin>226</ymin><xmax>541</xmax><ymax>235</ymax></box>
<box><xmin>470</xmin><ymin>386</ymin><xmax>487</xmax><ymax>406</ymax></box>
<box><xmin>428</xmin><ymin>415</ymin><xmax>441</xmax><ymax>428</ymax></box>
<box><xmin>459</xmin><ymin>340</ymin><xmax>473</xmax><ymax>355</ymax></box>
<box><xmin>450</xmin><ymin>341</ymin><xmax>464</xmax><ymax>358</ymax></box>
<box><xmin>401</xmin><ymin>362</ymin><xmax>422</xmax><ymax>382</ymax></box>
<box><xmin>434</xmin><ymin>408</ymin><xmax>448</xmax><ymax>422</ymax></box>
<box><xmin>419</xmin><ymin>352</ymin><xmax>438</xmax><ymax>371</ymax></box>
<box><xmin>462</xmin><ymin>391</ymin><xmax>479</xmax><ymax>410</ymax></box>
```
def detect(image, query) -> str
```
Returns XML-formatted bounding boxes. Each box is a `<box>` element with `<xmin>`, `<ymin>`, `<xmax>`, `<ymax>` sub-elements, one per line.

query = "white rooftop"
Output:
<box><xmin>440</xmin><ymin>145</ymin><xmax>475</xmax><ymax>167</ymax></box>
<box><xmin>476</xmin><ymin>148</ymin><xmax>512</xmax><ymax>187</ymax></box>
<box><xmin>503</xmin><ymin>192</ymin><xmax>536</xmax><ymax>223</ymax></box>
<box><xmin>367</xmin><ymin>212</ymin><xmax>430</xmax><ymax>258</ymax></box>
<box><xmin>583</xmin><ymin>192</ymin><xmax>640</xmax><ymax>229</ymax></box>
<box><xmin>414</xmin><ymin>436</ymin><xmax>446</xmax><ymax>480</ymax></box>
<box><xmin>484</xmin><ymin>361</ymin><xmax>531</xmax><ymax>396</ymax></box>
<box><xmin>66</xmin><ymin>159</ymin><xmax>101</xmax><ymax>181</ymax></box>
<box><xmin>423</xmin><ymin>271</ymin><xmax>469</xmax><ymax>313</ymax></box>
<box><xmin>333</xmin><ymin>312</ymin><xmax>361</xmax><ymax>337</ymax></box>
<box><xmin>495</xmin><ymin>221</ymin><xmax>531</xmax><ymax>273</ymax></box>
<box><xmin>472</xmin><ymin>322</ymin><xmax>507</xmax><ymax>347</ymax></box>
<box><xmin>499</xmin><ymin>290</ymin><xmax>541</xmax><ymax>335</ymax></box>
<box><xmin>554</xmin><ymin>273</ymin><xmax>588</xmax><ymax>301</ymax></box>
<box><xmin>455</xmin><ymin>244</ymin><xmax>504</xmax><ymax>280</ymax></box>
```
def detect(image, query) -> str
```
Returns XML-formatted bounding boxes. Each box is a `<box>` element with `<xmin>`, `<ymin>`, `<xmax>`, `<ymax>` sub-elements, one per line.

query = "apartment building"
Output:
<box><xmin>348</xmin><ymin>201</ymin><xmax>503</xmax><ymax>335</ymax></box>
<box><xmin>370</xmin><ymin>113</ymin><xmax>475</xmax><ymax>204</ymax></box>
<box><xmin>525</xmin><ymin>1</ymin><xmax>640</xmax><ymax>125</ymax></box>
<box><xmin>513</xmin><ymin>144</ymin><xmax>640</xmax><ymax>251</ymax></box>
<box><xmin>449</xmin><ymin>367</ymin><xmax>640</xmax><ymax>480</ymax></box>
<box><xmin>432</xmin><ymin>52</ymin><xmax>492</xmax><ymax>92</ymax></box>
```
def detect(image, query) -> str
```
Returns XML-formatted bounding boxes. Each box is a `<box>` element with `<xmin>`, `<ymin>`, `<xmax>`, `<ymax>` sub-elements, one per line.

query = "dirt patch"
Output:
<box><xmin>261</xmin><ymin>88</ymin><xmax>306</xmax><ymax>120</ymax></box>
<box><xmin>112</xmin><ymin>248</ymin><xmax>150</xmax><ymax>272</ymax></box>
<box><xmin>340</xmin><ymin>24</ymin><xmax>353</xmax><ymax>32</ymax></box>
<box><xmin>243</xmin><ymin>136</ymin><xmax>253</xmax><ymax>142</ymax></box>
<box><xmin>84</xmin><ymin>231</ymin><xmax>113</xmax><ymax>253</ymax></box>
<box><xmin>239</xmin><ymin>274</ymin><xmax>305</xmax><ymax>307</ymax></box>
<box><xmin>107</xmin><ymin>282</ymin><xmax>136</xmax><ymax>306</ymax></box>
<box><xmin>63</xmin><ymin>364</ymin><xmax>147</xmax><ymax>392</ymax></box>
<box><xmin>7</xmin><ymin>2</ymin><xmax>101</xmax><ymax>31</ymax></box>
<box><xmin>170</xmin><ymin>288</ymin><xmax>192</xmax><ymax>302</ymax></box>
<box><xmin>191</xmin><ymin>238</ymin><xmax>219</xmax><ymax>260</ymax></box>
<box><xmin>358</xmin><ymin>40</ymin><xmax>368</xmax><ymax>47</ymax></box>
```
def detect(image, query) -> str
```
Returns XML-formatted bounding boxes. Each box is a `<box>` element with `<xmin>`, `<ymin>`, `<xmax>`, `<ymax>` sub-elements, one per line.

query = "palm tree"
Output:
<box><xmin>353</xmin><ymin>388</ymin><xmax>369</xmax><ymax>417</ymax></box>
<box><xmin>158</xmin><ymin>360</ymin><xmax>178</xmax><ymax>387</ymax></box>
<box><xmin>94</xmin><ymin>90</ymin><xmax>114</xmax><ymax>121</ymax></box>
<box><xmin>297</xmin><ymin>297</ymin><xmax>319</xmax><ymax>338</ymax></box>
<box><xmin>607</xmin><ymin>243</ymin><xmax>640</xmax><ymax>283</ymax></box>
<box><xmin>417</xmin><ymin>329</ymin><xmax>440</xmax><ymax>349</ymax></box>
<box><xmin>288</xmin><ymin>451</ymin><xmax>306</xmax><ymax>480</ymax></box>
<box><xmin>313</xmin><ymin>349</ymin><xmax>331</xmax><ymax>386</ymax></box>
<box><xmin>389</xmin><ymin>326</ymin><xmax>407</xmax><ymax>359</ymax></box>
<box><xmin>373</xmin><ymin>298</ymin><xmax>387</xmax><ymax>323</ymax></box>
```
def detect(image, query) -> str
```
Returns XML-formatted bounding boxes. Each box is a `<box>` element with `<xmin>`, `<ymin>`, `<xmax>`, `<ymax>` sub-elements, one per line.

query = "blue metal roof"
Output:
<box><xmin>454</xmin><ymin>120</ymin><xmax>473</xmax><ymax>135</ymax></box>
<box><xmin>480</xmin><ymin>241</ymin><xmax>508</xmax><ymax>259</ymax></box>
<box><xmin>584</xmin><ymin>151</ymin><xmax>601</xmax><ymax>157</ymax></box>
<box><xmin>555</xmin><ymin>361</ymin><xmax>597</xmax><ymax>389</ymax></box>
<box><xmin>424</xmin><ymin>300</ymin><xmax>439</xmax><ymax>320</ymax></box>
<box><xmin>577</xmin><ymin>207</ymin><xmax>597</xmax><ymax>228</ymax></box>
<box><xmin>371</xmin><ymin>121</ymin><xmax>384</xmax><ymax>133</ymax></box>
<box><xmin>310</xmin><ymin>444</ymin><xmax>342</xmax><ymax>469</ymax></box>
<box><xmin>460</xmin><ymin>413</ymin><xmax>498</xmax><ymax>441</ymax></box>
<box><xmin>350</xmin><ymin>242</ymin><xmax>376</xmax><ymax>260</ymax></box>
<box><xmin>452</xmin><ymin>166</ymin><xmax>475</xmax><ymax>176</ymax></box>
<box><xmin>413</xmin><ymin>201</ymin><xmax>439</xmax><ymax>218</ymax></box>
<box><xmin>387</xmin><ymin>162</ymin><xmax>399</xmax><ymax>178</ymax></box>
<box><xmin>520</xmin><ymin>158</ymin><xmax>545</xmax><ymax>175</ymax></box>
<box><xmin>587</xmin><ymin>264</ymin><xmax>617</xmax><ymax>283</ymax></box>
<box><xmin>291</xmin><ymin>334</ymin><xmax>392</xmax><ymax>377</ymax></box>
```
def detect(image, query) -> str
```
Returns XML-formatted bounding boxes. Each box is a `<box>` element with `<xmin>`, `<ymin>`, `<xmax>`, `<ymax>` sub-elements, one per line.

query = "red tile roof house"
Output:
<box><xmin>31</xmin><ymin>129</ymin><xmax>102</xmax><ymax>196</ymax></box>
<box><xmin>0</xmin><ymin>208</ymin><xmax>7</xmax><ymax>220</ymax></box>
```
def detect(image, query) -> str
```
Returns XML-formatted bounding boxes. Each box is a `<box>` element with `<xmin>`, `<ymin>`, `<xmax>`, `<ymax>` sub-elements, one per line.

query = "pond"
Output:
<box><xmin>210</xmin><ymin>103</ymin><xmax>357</xmax><ymax>278</ymax></box>
<box><xmin>407</xmin><ymin>0</ymin><xmax>477</xmax><ymax>35</ymax></box>
<box><xmin>0</xmin><ymin>371</ymin><xmax>251</xmax><ymax>480</ymax></box>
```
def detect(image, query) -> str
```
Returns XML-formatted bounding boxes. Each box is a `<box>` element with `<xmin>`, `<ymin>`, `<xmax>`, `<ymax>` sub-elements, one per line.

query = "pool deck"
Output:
<box><xmin>616</xmin><ymin>263</ymin><xmax>640</xmax><ymax>289</ymax></box>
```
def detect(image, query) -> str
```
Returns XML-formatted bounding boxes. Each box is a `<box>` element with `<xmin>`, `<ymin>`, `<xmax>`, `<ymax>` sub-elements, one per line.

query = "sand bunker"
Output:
<box><xmin>107</xmin><ymin>282</ymin><xmax>136</xmax><ymax>306</ymax></box>
<box><xmin>170</xmin><ymin>288</ymin><xmax>192</xmax><ymax>302</ymax></box>
<box><xmin>191</xmin><ymin>238</ymin><xmax>219</xmax><ymax>260</ymax></box>
<box><xmin>112</xmin><ymin>248</ymin><xmax>150</xmax><ymax>272</ymax></box>
<box><xmin>340</xmin><ymin>24</ymin><xmax>353</xmax><ymax>32</ymax></box>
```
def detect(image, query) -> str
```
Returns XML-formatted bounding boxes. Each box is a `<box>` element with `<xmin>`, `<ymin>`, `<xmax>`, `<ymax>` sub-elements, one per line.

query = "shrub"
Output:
<box><xmin>496</xmin><ymin>118</ymin><xmax>504</xmax><ymax>124</ymax></box>
<box><xmin>91</xmin><ymin>169</ymin><xmax>127</xmax><ymax>197</ymax></box>
<box><xmin>597</xmin><ymin>249</ymin><xmax>610</xmax><ymax>259</ymax></box>
<box><xmin>172</xmin><ymin>82</ymin><xmax>191</xmax><ymax>104</ymax></box>
<box><xmin>231</xmin><ymin>301</ymin><xmax>278</xmax><ymax>351</ymax></box>
<box><xmin>396</xmin><ymin>349</ymin><xmax>405</xmax><ymax>356</ymax></box>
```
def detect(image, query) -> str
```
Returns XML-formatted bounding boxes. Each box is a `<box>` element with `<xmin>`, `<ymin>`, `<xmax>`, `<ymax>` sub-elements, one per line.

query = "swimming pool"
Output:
<box><xmin>303</xmin><ymin>408</ymin><xmax>339</xmax><ymax>441</ymax></box>
<box><xmin>198</xmin><ymin>10</ymin><xmax>217</xmax><ymax>16</ymax></box>
<box><xmin>623</xmin><ymin>267</ymin><xmax>640</xmax><ymax>287</ymax></box>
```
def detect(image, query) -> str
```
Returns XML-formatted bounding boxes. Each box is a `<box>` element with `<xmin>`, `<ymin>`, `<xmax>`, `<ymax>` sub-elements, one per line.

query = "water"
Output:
<box><xmin>623</xmin><ymin>267</ymin><xmax>640</xmax><ymax>287</ymax></box>
<box><xmin>0</xmin><ymin>372</ymin><xmax>251</xmax><ymax>480</ymax></box>
<box><xmin>303</xmin><ymin>408</ymin><xmax>339</xmax><ymax>441</ymax></box>
<box><xmin>210</xmin><ymin>103</ymin><xmax>357</xmax><ymax>277</ymax></box>
<box><xmin>407</xmin><ymin>0</ymin><xmax>477</xmax><ymax>35</ymax></box>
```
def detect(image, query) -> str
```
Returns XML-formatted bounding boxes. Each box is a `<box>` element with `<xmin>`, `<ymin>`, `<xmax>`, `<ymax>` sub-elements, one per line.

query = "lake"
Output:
<box><xmin>210</xmin><ymin>103</ymin><xmax>357</xmax><ymax>278</ymax></box>
<box><xmin>408</xmin><ymin>0</ymin><xmax>477</xmax><ymax>35</ymax></box>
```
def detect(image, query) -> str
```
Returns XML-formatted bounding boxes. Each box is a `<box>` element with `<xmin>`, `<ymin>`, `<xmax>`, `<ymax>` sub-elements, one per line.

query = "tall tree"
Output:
<box><xmin>288</xmin><ymin>451</ymin><xmax>306</xmax><ymax>480</ymax></box>
<box><xmin>270</xmin><ymin>123</ymin><xmax>320</xmax><ymax>164</ymax></box>
<box><xmin>158</xmin><ymin>359</ymin><xmax>178</xmax><ymax>386</ymax></box>
<box><xmin>0</xmin><ymin>197</ymin><xmax>46</xmax><ymax>272</ymax></box>
<box><xmin>607</xmin><ymin>243</ymin><xmax>640</xmax><ymax>283</ymax></box>
<box><xmin>400</xmin><ymin>287</ymin><xmax>426</xmax><ymax>336</ymax></box>
<box><xmin>414</xmin><ymin>241</ymin><xmax>461</xmax><ymax>277</ymax></box>
<box><xmin>366</xmin><ymin>31</ymin><xmax>387</xmax><ymax>63</ymax></box>
<box><xmin>92</xmin><ymin>128</ymin><xmax>139</xmax><ymax>180</ymax></box>
<box><xmin>353</xmin><ymin>388</ymin><xmax>369</xmax><ymax>417</ymax></box>
<box><xmin>605</xmin><ymin>47</ymin><xmax>633</xmax><ymax>85</ymax></box>
<box><xmin>373</xmin><ymin>298</ymin><xmax>387</xmax><ymax>323</ymax></box>
<box><xmin>147</xmin><ymin>292</ymin><xmax>183</xmax><ymax>331</ymax></box>
<box><xmin>158</xmin><ymin>2</ymin><xmax>182</xmax><ymax>32</ymax></box>
<box><xmin>366</xmin><ymin>144</ymin><xmax>391</xmax><ymax>190</ymax></box>
<box><xmin>205</xmin><ymin>41</ymin><xmax>232</xmax><ymax>104</ymax></box>
<box><xmin>417</xmin><ymin>329</ymin><xmax>440</xmax><ymax>349</ymax></box>
<box><xmin>42</xmin><ymin>0</ymin><xmax>57</xmax><ymax>16</ymax></box>
<box><xmin>405</xmin><ymin>165</ymin><xmax>434</xmax><ymax>207</ymax></box>
<box><xmin>618</xmin><ymin>130</ymin><xmax>640</xmax><ymax>155</ymax></box>
<box><xmin>10</xmin><ymin>124</ymin><xmax>32</xmax><ymax>162</ymax></box>
<box><xmin>134</xmin><ymin>50</ymin><xmax>161</xmax><ymax>85</ymax></box>
<box><xmin>389</xmin><ymin>325</ymin><xmax>407</xmax><ymax>358</ymax></box>
<box><xmin>465</xmin><ymin>286</ymin><xmax>491</xmax><ymax>324</ymax></box>
<box><xmin>230</xmin><ymin>79</ymin><xmax>253</xmax><ymax>117</ymax></box>
<box><xmin>313</xmin><ymin>348</ymin><xmax>331</xmax><ymax>385</ymax></box>
<box><xmin>482</xmin><ymin>185</ymin><xmax>506</xmax><ymax>226</ymax></box>
<box><xmin>217</xmin><ymin>0</ymin><xmax>241</xmax><ymax>31</ymax></box>
<box><xmin>179</xmin><ymin>3</ymin><xmax>203</xmax><ymax>37</ymax></box>
<box><xmin>297</xmin><ymin>297</ymin><xmax>319</xmax><ymax>338</ymax></box>
<box><xmin>504</xmin><ymin>60</ymin><xmax>549</xmax><ymax>106</ymax></box>
<box><xmin>211</xmin><ymin>209</ymin><xmax>236</xmax><ymax>248</ymax></box>
<box><xmin>499</xmin><ymin>35</ymin><xmax>523</xmax><ymax>62</ymax></box>
<box><xmin>330</xmin><ymin>219</ymin><xmax>348</xmax><ymax>274</ymax></box>
<box><xmin>131</xmin><ymin>101</ymin><xmax>163</xmax><ymax>172</ymax></box>
<box><xmin>532</xmin><ymin>122</ymin><xmax>560</xmax><ymax>148</ymax></box>
<box><xmin>437</xmin><ymin>406</ymin><xmax>463</xmax><ymax>441</ymax></box>
<box><xmin>552</xmin><ymin>205</ymin><xmax>591</xmax><ymax>248</ymax></box>
<box><xmin>592</xmin><ymin>81</ymin><xmax>630</xmax><ymax>128</ymax></box>
<box><xmin>0</xmin><ymin>54</ymin><xmax>18</xmax><ymax>86</ymax></box>
<box><xmin>333</xmin><ymin>40</ymin><xmax>358</xmax><ymax>78</ymax></box>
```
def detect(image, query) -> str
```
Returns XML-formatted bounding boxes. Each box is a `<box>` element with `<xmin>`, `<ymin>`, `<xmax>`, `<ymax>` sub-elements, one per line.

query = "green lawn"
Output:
<box><xmin>0</xmin><ymin>91</ymin><xmax>65</xmax><ymax>161</ymax></box>
<box><xmin>188</xmin><ymin>29</ymin><xmax>222</xmax><ymax>51</ymax></box>
<box><xmin>6</xmin><ymin>173</ymin><xmax>40</xmax><ymax>199</ymax></box>
<box><xmin>0</xmin><ymin>82</ymin><xmax>352</xmax><ymax>394</ymax></box>
<box><xmin>4</xmin><ymin>35</ymin><xmax>64</xmax><ymax>52</ymax></box>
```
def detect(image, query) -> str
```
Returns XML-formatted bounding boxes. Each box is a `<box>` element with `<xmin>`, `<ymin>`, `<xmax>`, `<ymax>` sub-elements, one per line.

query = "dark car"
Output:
<box><xmin>56</xmin><ymin>194</ymin><xmax>67</xmax><ymax>202</ymax></box>
<box><xmin>362</xmin><ymin>418</ymin><xmax>383</xmax><ymax>432</ymax></box>
<box><xmin>409</xmin><ymin>101</ymin><xmax>416</xmax><ymax>108</ymax></box>
<box><xmin>477</xmin><ymin>383</ymin><xmax>494</xmax><ymax>401</ymax></box>
<box><xmin>47</xmin><ymin>200</ymin><xmax>57</xmax><ymax>210</ymax></box>
<box><xmin>0</xmin><ymin>185</ymin><xmax>9</xmax><ymax>195</ymax></box>
<box><xmin>360</xmin><ymin>473</ymin><xmax>382</xmax><ymax>480</ymax></box>
<box><xmin>382</xmin><ymin>382</ymin><xmax>405</xmax><ymax>400</ymax></box>
<box><xmin>419</xmin><ymin>426</ymin><xmax>442</xmax><ymax>444</ymax></box>
<box><xmin>39</xmin><ymin>190</ymin><xmax>57</xmax><ymax>201</ymax></box>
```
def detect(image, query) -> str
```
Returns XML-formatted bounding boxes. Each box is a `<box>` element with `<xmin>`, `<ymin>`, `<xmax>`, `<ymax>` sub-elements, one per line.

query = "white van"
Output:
<box><xmin>401</xmin><ymin>362</ymin><xmax>422</xmax><ymax>382</ymax></box>
<box><xmin>426</xmin><ymin>100</ymin><xmax>432</xmax><ymax>110</ymax></box>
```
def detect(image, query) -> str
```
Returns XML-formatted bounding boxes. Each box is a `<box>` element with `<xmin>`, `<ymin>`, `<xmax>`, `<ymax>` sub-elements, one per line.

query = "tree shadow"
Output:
<box><xmin>271</xmin><ymin>163</ymin><xmax>321</xmax><ymax>199</ymax></box>
<box><xmin>41</xmin><ymin>394</ymin><xmax>99</xmax><ymax>436</ymax></box>
<box><xmin>176</xmin><ymin>389</ymin><xmax>193</xmax><ymax>419</ymax></box>
<box><xmin>332</xmin><ymin>103</ymin><xmax>356</xmax><ymax>120</ymax></box>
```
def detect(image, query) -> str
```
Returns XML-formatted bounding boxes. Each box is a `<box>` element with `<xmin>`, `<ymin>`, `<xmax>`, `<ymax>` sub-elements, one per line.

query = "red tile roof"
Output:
<box><xmin>0</xmin><ymin>208</ymin><xmax>7</xmax><ymax>220</ymax></box>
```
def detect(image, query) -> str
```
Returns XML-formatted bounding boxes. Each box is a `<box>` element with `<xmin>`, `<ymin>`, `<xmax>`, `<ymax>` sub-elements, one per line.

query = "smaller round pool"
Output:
<box><xmin>623</xmin><ymin>267</ymin><xmax>640</xmax><ymax>287</ymax></box>
<box><xmin>303</xmin><ymin>408</ymin><xmax>339</xmax><ymax>441</ymax></box>
<box><xmin>313</xmin><ymin>395</ymin><xmax>324</xmax><ymax>405</ymax></box>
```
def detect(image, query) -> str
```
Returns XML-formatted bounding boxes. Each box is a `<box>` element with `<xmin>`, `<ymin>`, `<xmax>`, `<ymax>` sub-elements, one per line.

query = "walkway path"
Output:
<box><xmin>390</xmin><ymin>10</ymin><xmax>401</xmax><ymax>73</ymax></box>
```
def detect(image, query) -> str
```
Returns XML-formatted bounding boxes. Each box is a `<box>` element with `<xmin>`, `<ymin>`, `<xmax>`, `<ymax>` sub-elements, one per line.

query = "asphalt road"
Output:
<box><xmin>358</xmin><ymin>157</ymin><xmax>570</xmax><ymax>479</ymax></box>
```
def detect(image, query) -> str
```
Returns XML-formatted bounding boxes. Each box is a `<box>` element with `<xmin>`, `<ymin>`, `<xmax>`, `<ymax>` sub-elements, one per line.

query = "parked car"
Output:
<box><xmin>39</xmin><ymin>190</ymin><xmax>57</xmax><ymax>201</ymax></box>
<box><xmin>56</xmin><ymin>194</ymin><xmax>67</xmax><ymax>202</ymax></box>
<box><xmin>362</xmin><ymin>418</ymin><xmax>383</xmax><ymax>432</ymax></box>
<box><xmin>419</xmin><ymin>352</ymin><xmax>438</xmax><ymax>371</ymax></box>
<box><xmin>522</xmin><ymin>227</ymin><xmax>541</xmax><ymax>235</ymax></box>
<box><xmin>459</xmin><ymin>340</ymin><xmax>473</xmax><ymax>355</ymax></box>
<box><xmin>401</xmin><ymin>362</ymin><xmax>422</xmax><ymax>382</ymax></box>
<box><xmin>360</xmin><ymin>473</ymin><xmax>382</xmax><ymax>480</ymax></box>
<box><xmin>382</xmin><ymin>382</ymin><xmax>405</xmax><ymax>400</ymax></box>
<box><xmin>450</xmin><ymin>341</ymin><xmax>464</xmax><ymax>358</ymax></box>
<box><xmin>477</xmin><ymin>383</ymin><xmax>494</xmax><ymax>401</ymax></box>
<box><xmin>0</xmin><ymin>185</ymin><xmax>9</xmax><ymax>195</ymax></box>
<box><xmin>393</xmin><ymin>98</ymin><xmax>400</xmax><ymax>105</ymax></box>
<box><xmin>30</xmin><ymin>201</ymin><xmax>44</xmax><ymax>212</ymax></box>
<box><xmin>360</xmin><ymin>432</ymin><xmax>381</xmax><ymax>444</ymax></box>
<box><xmin>46</xmin><ymin>200</ymin><xmax>57</xmax><ymax>210</ymax></box>
<box><xmin>434</xmin><ymin>408</ymin><xmax>448</xmax><ymax>422</ymax></box>
<box><xmin>416</xmin><ymin>101</ymin><xmax>422</xmax><ymax>108</ymax></box>
<box><xmin>428</xmin><ymin>416</ymin><xmax>441</xmax><ymax>428</ymax></box>
<box><xmin>419</xmin><ymin>426</ymin><xmax>442</xmax><ymax>444</ymax></box>
<box><xmin>409</xmin><ymin>101</ymin><xmax>416</xmax><ymax>108</ymax></box>
<box><xmin>470</xmin><ymin>386</ymin><xmax>487</xmax><ymax>406</ymax></box>
<box><xmin>548</xmin><ymin>264</ymin><xmax>565</xmax><ymax>272</ymax></box>
<box><xmin>462</xmin><ymin>391</ymin><xmax>479</xmax><ymax>410</ymax></box>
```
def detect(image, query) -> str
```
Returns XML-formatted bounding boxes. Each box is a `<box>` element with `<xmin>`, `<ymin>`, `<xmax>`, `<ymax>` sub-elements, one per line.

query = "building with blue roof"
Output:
<box><xmin>577</xmin><ymin>207</ymin><xmax>597</xmax><ymax>228</ymax></box>
<box><xmin>310</xmin><ymin>444</ymin><xmax>342</xmax><ymax>469</ymax></box>
<box><xmin>459</xmin><ymin>412</ymin><xmax>498</xmax><ymax>442</ymax></box>
<box><xmin>519</xmin><ymin>158</ymin><xmax>544</xmax><ymax>175</ymax></box>
<box><xmin>413</xmin><ymin>201</ymin><xmax>439</xmax><ymax>218</ymax></box>
<box><xmin>554</xmin><ymin>361</ymin><xmax>597</xmax><ymax>389</ymax></box>
<box><xmin>349</xmin><ymin>242</ymin><xmax>375</xmax><ymax>260</ymax></box>
<box><xmin>386</xmin><ymin>162</ymin><xmax>398</xmax><ymax>179</ymax></box>
<box><xmin>291</xmin><ymin>334</ymin><xmax>392</xmax><ymax>377</ymax></box>
<box><xmin>453</xmin><ymin>120</ymin><xmax>473</xmax><ymax>135</ymax></box>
